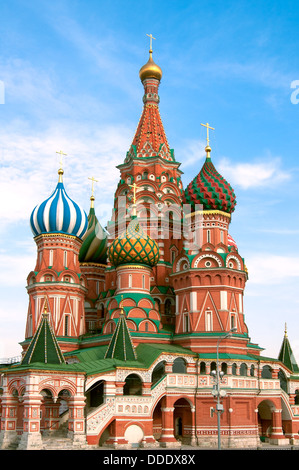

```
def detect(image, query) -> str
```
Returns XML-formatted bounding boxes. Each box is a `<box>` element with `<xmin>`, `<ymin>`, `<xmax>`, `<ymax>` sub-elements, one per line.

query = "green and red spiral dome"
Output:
<box><xmin>183</xmin><ymin>151</ymin><xmax>236</xmax><ymax>214</ymax></box>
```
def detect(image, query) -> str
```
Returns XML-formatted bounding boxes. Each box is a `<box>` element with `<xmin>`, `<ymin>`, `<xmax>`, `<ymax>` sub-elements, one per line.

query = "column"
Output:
<box><xmin>269</xmin><ymin>409</ymin><xmax>288</xmax><ymax>446</ymax></box>
<box><xmin>159</xmin><ymin>397</ymin><xmax>180</xmax><ymax>448</ymax></box>
<box><xmin>68</xmin><ymin>395</ymin><xmax>87</xmax><ymax>445</ymax></box>
<box><xmin>0</xmin><ymin>396</ymin><xmax>19</xmax><ymax>449</ymax></box>
<box><xmin>18</xmin><ymin>393</ymin><xmax>43</xmax><ymax>449</ymax></box>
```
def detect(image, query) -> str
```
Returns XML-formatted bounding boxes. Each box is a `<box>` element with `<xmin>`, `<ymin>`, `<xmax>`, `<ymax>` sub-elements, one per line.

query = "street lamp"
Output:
<box><xmin>211</xmin><ymin>327</ymin><xmax>237</xmax><ymax>450</ymax></box>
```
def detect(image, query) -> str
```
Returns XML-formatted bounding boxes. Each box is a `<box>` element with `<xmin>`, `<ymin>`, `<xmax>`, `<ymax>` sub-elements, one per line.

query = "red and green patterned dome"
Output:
<box><xmin>108</xmin><ymin>217</ymin><xmax>159</xmax><ymax>267</ymax></box>
<box><xmin>183</xmin><ymin>150</ymin><xmax>236</xmax><ymax>214</ymax></box>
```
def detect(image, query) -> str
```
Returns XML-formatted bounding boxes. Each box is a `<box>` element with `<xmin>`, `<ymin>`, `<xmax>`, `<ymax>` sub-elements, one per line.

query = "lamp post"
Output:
<box><xmin>211</xmin><ymin>327</ymin><xmax>237</xmax><ymax>450</ymax></box>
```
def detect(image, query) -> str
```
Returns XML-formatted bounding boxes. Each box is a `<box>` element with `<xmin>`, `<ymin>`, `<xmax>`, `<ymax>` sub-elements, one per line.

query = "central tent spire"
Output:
<box><xmin>126</xmin><ymin>35</ymin><xmax>174</xmax><ymax>162</ymax></box>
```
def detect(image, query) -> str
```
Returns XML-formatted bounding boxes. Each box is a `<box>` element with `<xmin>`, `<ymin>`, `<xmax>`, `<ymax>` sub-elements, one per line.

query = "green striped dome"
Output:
<box><xmin>79</xmin><ymin>204</ymin><xmax>107</xmax><ymax>264</ymax></box>
<box><xmin>108</xmin><ymin>217</ymin><xmax>159</xmax><ymax>267</ymax></box>
<box><xmin>183</xmin><ymin>153</ymin><xmax>236</xmax><ymax>214</ymax></box>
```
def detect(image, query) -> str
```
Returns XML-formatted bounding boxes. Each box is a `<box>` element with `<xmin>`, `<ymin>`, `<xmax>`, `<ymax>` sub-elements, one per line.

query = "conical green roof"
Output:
<box><xmin>278</xmin><ymin>325</ymin><xmax>299</xmax><ymax>373</ymax></box>
<box><xmin>105</xmin><ymin>303</ymin><xmax>137</xmax><ymax>361</ymax></box>
<box><xmin>21</xmin><ymin>304</ymin><xmax>65</xmax><ymax>365</ymax></box>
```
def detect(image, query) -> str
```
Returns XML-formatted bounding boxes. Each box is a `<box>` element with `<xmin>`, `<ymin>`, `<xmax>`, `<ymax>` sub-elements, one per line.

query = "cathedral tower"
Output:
<box><xmin>172</xmin><ymin>129</ymin><xmax>251</xmax><ymax>355</ymax></box>
<box><xmin>24</xmin><ymin>166</ymin><xmax>88</xmax><ymax>353</ymax></box>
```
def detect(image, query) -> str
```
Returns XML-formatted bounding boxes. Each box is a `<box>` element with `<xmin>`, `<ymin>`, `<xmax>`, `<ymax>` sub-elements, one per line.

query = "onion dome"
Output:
<box><xmin>183</xmin><ymin>147</ymin><xmax>236</xmax><ymax>214</ymax></box>
<box><xmin>139</xmin><ymin>49</ymin><xmax>162</xmax><ymax>82</ymax></box>
<box><xmin>108</xmin><ymin>217</ymin><xmax>159</xmax><ymax>267</ymax></box>
<box><xmin>228</xmin><ymin>234</ymin><xmax>238</xmax><ymax>249</ymax></box>
<box><xmin>30</xmin><ymin>169</ymin><xmax>88</xmax><ymax>239</ymax></box>
<box><xmin>79</xmin><ymin>196</ymin><xmax>108</xmax><ymax>263</ymax></box>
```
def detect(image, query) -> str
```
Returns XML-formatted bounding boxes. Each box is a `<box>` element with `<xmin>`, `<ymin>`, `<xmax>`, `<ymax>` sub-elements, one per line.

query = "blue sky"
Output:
<box><xmin>0</xmin><ymin>0</ymin><xmax>299</xmax><ymax>360</ymax></box>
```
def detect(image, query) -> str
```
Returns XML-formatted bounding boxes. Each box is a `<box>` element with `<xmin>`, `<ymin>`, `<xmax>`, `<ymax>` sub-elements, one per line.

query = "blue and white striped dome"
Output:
<box><xmin>30</xmin><ymin>170</ymin><xmax>88</xmax><ymax>239</ymax></box>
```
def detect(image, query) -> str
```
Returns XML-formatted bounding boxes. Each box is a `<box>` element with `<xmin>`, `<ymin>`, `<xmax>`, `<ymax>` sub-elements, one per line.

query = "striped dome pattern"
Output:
<box><xmin>183</xmin><ymin>156</ymin><xmax>237</xmax><ymax>214</ymax></box>
<box><xmin>30</xmin><ymin>178</ymin><xmax>88</xmax><ymax>239</ymax></box>
<box><xmin>108</xmin><ymin>218</ymin><xmax>159</xmax><ymax>267</ymax></box>
<box><xmin>79</xmin><ymin>206</ymin><xmax>108</xmax><ymax>263</ymax></box>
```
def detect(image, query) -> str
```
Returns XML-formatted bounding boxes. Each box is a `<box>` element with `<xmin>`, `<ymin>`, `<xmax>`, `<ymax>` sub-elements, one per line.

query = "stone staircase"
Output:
<box><xmin>41</xmin><ymin>422</ymin><xmax>80</xmax><ymax>450</ymax></box>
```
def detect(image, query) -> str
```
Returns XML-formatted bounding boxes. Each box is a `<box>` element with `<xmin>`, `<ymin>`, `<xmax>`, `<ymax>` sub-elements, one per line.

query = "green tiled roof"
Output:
<box><xmin>105</xmin><ymin>311</ymin><xmax>137</xmax><ymax>361</ymax></box>
<box><xmin>21</xmin><ymin>312</ymin><xmax>65</xmax><ymax>366</ymax></box>
<box><xmin>278</xmin><ymin>328</ymin><xmax>299</xmax><ymax>373</ymax></box>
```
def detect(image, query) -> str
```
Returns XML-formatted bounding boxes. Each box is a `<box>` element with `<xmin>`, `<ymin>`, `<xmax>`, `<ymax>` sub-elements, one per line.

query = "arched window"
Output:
<box><xmin>261</xmin><ymin>365</ymin><xmax>272</xmax><ymax>379</ymax></box>
<box><xmin>200</xmin><ymin>362</ymin><xmax>206</xmax><ymax>374</ymax></box>
<box><xmin>165</xmin><ymin>299</ymin><xmax>172</xmax><ymax>315</ymax></box>
<box><xmin>240</xmin><ymin>363</ymin><xmax>248</xmax><ymax>376</ymax></box>
<box><xmin>173</xmin><ymin>357</ymin><xmax>187</xmax><ymax>373</ymax></box>
<box><xmin>278</xmin><ymin>369</ymin><xmax>287</xmax><ymax>393</ymax></box>
<box><xmin>123</xmin><ymin>374</ymin><xmax>142</xmax><ymax>396</ymax></box>
<box><xmin>232</xmin><ymin>363</ymin><xmax>237</xmax><ymax>375</ymax></box>
<box><xmin>151</xmin><ymin>361</ymin><xmax>165</xmax><ymax>385</ymax></box>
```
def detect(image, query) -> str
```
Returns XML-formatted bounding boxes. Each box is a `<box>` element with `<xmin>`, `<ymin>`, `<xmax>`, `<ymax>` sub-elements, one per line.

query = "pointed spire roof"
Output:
<box><xmin>126</xmin><ymin>48</ymin><xmax>174</xmax><ymax>162</ymax></box>
<box><xmin>278</xmin><ymin>324</ymin><xmax>299</xmax><ymax>373</ymax></box>
<box><xmin>21</xmin><ymin>300</ymin><xmax>65</xmax><ymax>366</ymax></box>
<box><xmin>104</xmin><ymin>299</ymin><xmax>137</xmax><ymax>361</ymax></box>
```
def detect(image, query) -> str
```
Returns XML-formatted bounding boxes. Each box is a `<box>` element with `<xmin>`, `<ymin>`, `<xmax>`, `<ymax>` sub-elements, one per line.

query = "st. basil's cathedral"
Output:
<box><xmin>1</xmin><ymin>42</ymin><xmax>299</xmax><ymax>450</ymax></box>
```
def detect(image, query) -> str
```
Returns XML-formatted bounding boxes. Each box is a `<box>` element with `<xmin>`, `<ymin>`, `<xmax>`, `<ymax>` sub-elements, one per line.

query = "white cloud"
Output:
<box><xmin>0</xmin><ymin>121</ymin><xmax>132</xmax><ymax>227</ymax></box>
<box><xmin>246</xmin><ymin>253</ymin><xmax>299</xmax><ymax>285</ymax></box>
<box><xmin>218</xmin><ymin>156</ymin><xmax>290</xmax><ymax>189</ymax></box>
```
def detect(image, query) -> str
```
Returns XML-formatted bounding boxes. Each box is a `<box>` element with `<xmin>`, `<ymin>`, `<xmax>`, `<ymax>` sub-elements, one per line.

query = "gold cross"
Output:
<box><xmin>146</xmin><ymin>33</ymin><xmax>156</xmax><ymax>51</ymax></box>
<box><xmin>88</xmin><ymin>176</ymin><xmax>99</xmax><ymax>197</ymax></box>
<box><xmin>129</xmin><ymin>183</ymin><xmax>138</xmax><ymax>204</ymax></box>
<box><xmin>56</xmin><ymin>150</ymin><xmax>67</xmax><ymax>170</ymax></box>
<box><xmin>201</xmin><ymin>122</ymin><xmax>215</xmax><ymax>146</ymax></box>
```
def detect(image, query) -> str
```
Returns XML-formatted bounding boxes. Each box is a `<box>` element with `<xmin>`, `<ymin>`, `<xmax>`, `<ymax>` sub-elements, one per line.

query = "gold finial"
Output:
<box><xmin>56</xmin><ymin>150</ymin><xmax>67</xmax><ymax>182</ymax></box>
<box><xmin>285</xmin><ymin>322</ymin><xmax>288</xmax><ymax>337</ymax></box>
<box><xmin>129</xmin><ymin>182</ymin><xmax>138</xmax><ymax>216</ymax></box>
<box><xmin>119</xmin><ymin>295</ymin><xmax>124</xmax><ymax>316</ymax></box>
<box><xmin>201</xmin><ymin>122</ymin><xmax>214</xmax><ymax>157</ymax></box>
<box><xmin>43</xmin><ymin>296</ymin><xmax>48</xmax><ymax>318</ymax></box>
<box><xmin>146</xmin><ymin>33</ymin><xmax>156</xmax><ymax>52</ymax></box>
<box><xmin>88</xmin><ymin>176</ymin><xmax>99</xmax><ymax>208</ymax></box>
<box><xmin>139</xmin><ymin>34</ymin><xmax>162</xmax><ymax>82</ymax></box>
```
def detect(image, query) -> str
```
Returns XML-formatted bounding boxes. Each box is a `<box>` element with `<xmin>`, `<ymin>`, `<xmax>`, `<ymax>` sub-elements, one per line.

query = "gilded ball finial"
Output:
<box><xmin>139</xmin><ymin>50</ymin><xmax>162</xmax><ymax>82</ymax></box>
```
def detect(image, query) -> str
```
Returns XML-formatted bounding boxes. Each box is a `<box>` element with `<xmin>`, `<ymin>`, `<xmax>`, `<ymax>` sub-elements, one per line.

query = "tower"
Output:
<box><xmin>106</xmin><ymin>42</ymin><xmax>184</xmax><ymax>326</ymax></box>
<box><xmin>79</xmin><ymin>181</ymin><xmax>108</xmax><ymax>333</ymax></box>
<box><xmin>24</xmin><ymin>165</ymin><xmax>88</xmax><ymax>353</ymax></box>
<box><xmin>172</xmin><ymin>127</ymin><xmax>251</xmax><ymax>355</ymax></box>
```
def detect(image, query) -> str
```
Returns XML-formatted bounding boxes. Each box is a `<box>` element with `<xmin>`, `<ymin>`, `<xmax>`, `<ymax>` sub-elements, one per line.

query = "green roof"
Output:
<box><xmin>21</xmin><ymin>312</ymin><xmax>65</xmax><ymax>366</ymax></box>
<box><xmin>278</xmin><ymin>329</ymin><xmax>299</xmax><ymax>373</ymax></box>
<box><xmin>105</xmin><ymin>312</ymin><xmax>137</xmax><ymax>361</ymax></box>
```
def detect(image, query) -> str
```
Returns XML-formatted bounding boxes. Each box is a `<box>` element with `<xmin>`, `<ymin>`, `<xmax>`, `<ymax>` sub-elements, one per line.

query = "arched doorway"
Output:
<box><xmin>173</xmin><ymin>398</ymin><xmax>192</xmax><ymax>444</ymax></box>
<box><xmin>152</xmin><ymin>397</ymin><xmax>163</xmax><ymax>441</ymax></box>
<box><xmin>257</xmin><ymin>400</ymin><xmax>275</xmax><ymax>442</ymax></box>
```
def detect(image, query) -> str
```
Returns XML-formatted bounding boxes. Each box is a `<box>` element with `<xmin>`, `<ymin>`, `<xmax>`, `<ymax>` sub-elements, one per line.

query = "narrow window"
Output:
<box><xmin>207</xmin><ymin>229</ymin><xmax>211</xmax><ymax>244</ymax></box>
<box><xmin>220</xmin><ymin>230</ymin><xmax>224</xmax><ymax>243</ymax></box>
<box><xmin>184</xmin><ymin>314</ymin><xmax>189</xmax><ymax>332</ymax></box>
<box><xmin>49</xmin><ymin>249</ymin><xmax>53</xmax><ymax>266</ymax></box>
<box><xmin>65</xmin><ymin>315</ymin><xmax>69</xmax><ymax>336</ymax></box>
<box><xmin>64</xmin><ymin>250</ymin><xmax>67</xmax><ymax>267</ymax></box>
<box><xmin>206</xmin><ymin>311</ymin><xmax>212</xmax><ymax>331</ymax></box>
